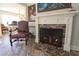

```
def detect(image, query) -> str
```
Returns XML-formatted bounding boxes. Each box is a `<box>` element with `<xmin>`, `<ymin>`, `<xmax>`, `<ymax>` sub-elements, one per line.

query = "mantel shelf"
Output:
<box><xmin>37</xmin><ymin>10</ymin><xmax>79</xmax><ymax>17</ymax></box>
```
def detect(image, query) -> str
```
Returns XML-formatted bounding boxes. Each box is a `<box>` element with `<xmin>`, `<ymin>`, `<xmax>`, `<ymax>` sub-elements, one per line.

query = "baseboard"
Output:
<box><xmin>71</xmin><ymin>45</ymin><xmax>79</xmax><ymax>51</ymax></box>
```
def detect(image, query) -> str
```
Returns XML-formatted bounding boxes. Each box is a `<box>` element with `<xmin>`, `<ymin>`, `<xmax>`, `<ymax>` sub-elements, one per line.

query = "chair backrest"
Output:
<box><xmin>17</xmin><ymin>21</ymin><xmax>29</xmax><ymax>32</ymax></box>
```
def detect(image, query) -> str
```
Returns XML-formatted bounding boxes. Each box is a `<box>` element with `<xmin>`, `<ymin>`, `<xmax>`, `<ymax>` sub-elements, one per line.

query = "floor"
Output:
<box><xmin>27</xmin><ymin>38</ymin><xmax>79</xmax><ymax>56</ymax></box>
<box><xmin>0</xmin><ymin>32</ymin><xmax>31</xmax><ymax>56</ymax></box>
<box><xmin>0</xmin><ymin>32</ymin><xmax>79</xmax><ymax>56</ymax></box>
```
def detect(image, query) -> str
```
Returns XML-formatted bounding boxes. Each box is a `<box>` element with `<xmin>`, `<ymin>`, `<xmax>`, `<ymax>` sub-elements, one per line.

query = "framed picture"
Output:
<box><xmin>37</xmin><ymin>3</ymin><xmax>71</xmax><ymax>12</ymax></box>
<box><xmin>28</xmin><ymin>4</ymin><xmax>36</xmax><ymax>22</ymax></box>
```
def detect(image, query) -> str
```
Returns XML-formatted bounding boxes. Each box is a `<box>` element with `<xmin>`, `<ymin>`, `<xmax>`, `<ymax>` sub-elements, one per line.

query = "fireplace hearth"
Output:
<box><xmin>39</xmin><ymin>24</ymin><xmax>66</xmax><ymax>47</ymax></box>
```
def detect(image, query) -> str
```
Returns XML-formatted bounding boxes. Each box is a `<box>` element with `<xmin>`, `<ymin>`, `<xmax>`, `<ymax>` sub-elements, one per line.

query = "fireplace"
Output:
<box><xmin>35</xmin><ymin>9</ymin><xmax>77</xmax><ymax>52</ymax></box>
<box><xmin>39</xmin><ymin>24</ymin><xmax>66</xmax><ymax>47</ymax></box>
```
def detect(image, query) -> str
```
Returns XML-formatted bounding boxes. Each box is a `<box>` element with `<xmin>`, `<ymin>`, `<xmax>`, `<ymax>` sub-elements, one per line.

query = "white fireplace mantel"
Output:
<box><xmin>35</xmin><ymin>10</ymin><xmax>79</xmax><ymax>52</ymax></box>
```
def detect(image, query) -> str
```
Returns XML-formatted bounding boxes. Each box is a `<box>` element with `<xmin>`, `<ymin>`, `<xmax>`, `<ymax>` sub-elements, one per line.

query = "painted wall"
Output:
<box><xmin>27</xmin><ymin>3</ymin><xmax>35</xmax><ymax>6</ymax></box>
<box><xmin>71</xmin><ymin>3</ymin><xmax>79</xmax><ymax>51</ymax></box>
<box><xmin>0</xmin><ymin>3</ymin><xmax>26</xmax><ymax>15</ymax></box>
<box><xmin>0</xmin><ymin>3</ymin><xmax>27</xmax><ymax>21</ymax></box>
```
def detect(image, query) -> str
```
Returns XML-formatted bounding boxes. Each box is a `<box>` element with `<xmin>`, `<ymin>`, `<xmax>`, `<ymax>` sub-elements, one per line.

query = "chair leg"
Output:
<box><xmin>10</xmin><ymin>32</ymin><xmax>12</xmax><ymax>46</ymax></box>
<box><xmin>25</xmin><ymin>39</ymin><xmax>27</xmax><ymax>45</ymax></box>
<box><xmin>10</xmin><ymin>38</ymin><xmax>13</xmax><ymax>46</ymax></box>
<box><xmin>17</xmin><ymin>37</ymin><xmax>19</xmax><ymax>41</ymax></box>
<box><xmin>25</xmin><ymin>36</ymin><xmax>28</xmax><ymax>45</ymax></box>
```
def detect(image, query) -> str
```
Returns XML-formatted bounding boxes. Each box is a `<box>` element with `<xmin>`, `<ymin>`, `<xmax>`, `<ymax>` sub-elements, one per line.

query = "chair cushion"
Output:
<box><xmin>11</xmin><ymin>32</ymin><xmax>28</xmax><ymax>38</ymax></box>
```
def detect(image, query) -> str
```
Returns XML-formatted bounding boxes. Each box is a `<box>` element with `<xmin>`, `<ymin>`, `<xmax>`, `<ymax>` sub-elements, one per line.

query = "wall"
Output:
<box><xmin>0</xmin><ymin>3</ymin><xmax>27</xmax><ymax>21</ymax></box>
<box><xmin>0</xmin><ymin>3</ymin><xmax>26</xmax><ymax>16</ymax></box>
<box><xmin>27</xmin><ymin>3</ymin><xmax>35</xmax><ymax>6</ymax></box>
<box><xmin>71</xmin><ymin>3</ymin><xmax>79</xmax><ymax>51</ymax></box>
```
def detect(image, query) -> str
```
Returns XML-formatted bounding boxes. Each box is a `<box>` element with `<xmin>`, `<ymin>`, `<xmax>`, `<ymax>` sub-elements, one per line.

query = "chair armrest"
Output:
<box><xmin>9</xmin><ymin>28</ymin><xmax>18</xmax><ymax>32</ymax></box>
<box><xmin>9</xmin><ymin>28</ymin><xmax>18</xmax><ymax>36</ymax></box>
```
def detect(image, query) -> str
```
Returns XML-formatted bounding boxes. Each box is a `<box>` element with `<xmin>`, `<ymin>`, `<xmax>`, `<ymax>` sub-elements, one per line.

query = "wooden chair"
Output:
<box><xmin>9</xmin><ymin>21</ymin><xmax>29</xmax><ymax>46</ymax></box>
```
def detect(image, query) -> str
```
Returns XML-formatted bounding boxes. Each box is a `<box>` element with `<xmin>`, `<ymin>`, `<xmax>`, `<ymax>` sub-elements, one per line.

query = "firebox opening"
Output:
<box><xmin>39</xmin><ymin>24</ymin><xmax>66</xmax><ymax>48</ymax></box>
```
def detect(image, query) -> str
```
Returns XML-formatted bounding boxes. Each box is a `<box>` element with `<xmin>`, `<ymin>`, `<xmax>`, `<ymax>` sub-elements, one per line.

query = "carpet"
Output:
<box><xmin>26</xmin><ymin>39</ymin><xmax>79</xmax><ymax>56</ymax></box>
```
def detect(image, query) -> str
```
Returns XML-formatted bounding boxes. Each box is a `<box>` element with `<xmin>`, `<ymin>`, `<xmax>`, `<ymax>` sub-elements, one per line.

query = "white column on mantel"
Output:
<box><xmin>63</xmin><ymin>14</ymin><xmax>74</xmax><ymax>52</ymax></box>
<box><xmin>35</xmin><ymin>18</ymin><xmax>39</xmax><ymax>43</ymax></box>
<box><xmin>35</xmin><ymin>3</ymin><xmax>39</xmax><ymax>43</ymax></box>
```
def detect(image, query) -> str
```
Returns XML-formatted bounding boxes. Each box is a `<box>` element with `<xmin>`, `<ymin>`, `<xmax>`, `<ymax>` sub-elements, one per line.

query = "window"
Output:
<box><xmin>1</xmin><ymin>14</ymin><xmax>21</xmax><ymax>26</ymax></box>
